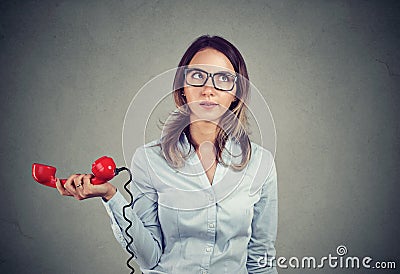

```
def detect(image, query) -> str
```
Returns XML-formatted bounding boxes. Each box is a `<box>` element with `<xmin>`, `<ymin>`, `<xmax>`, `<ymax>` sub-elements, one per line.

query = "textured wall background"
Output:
<box><xmin>1</xmin><ymin>0</ymin><xmax>399</xmax><ymax>273</ymax></box>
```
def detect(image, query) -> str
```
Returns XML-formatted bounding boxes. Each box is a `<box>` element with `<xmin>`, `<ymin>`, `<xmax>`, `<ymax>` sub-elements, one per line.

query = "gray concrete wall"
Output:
<box><xmin>1</xmin><ymin>1</ymin><xmax>399</xmax><ymax>273</ymax></box>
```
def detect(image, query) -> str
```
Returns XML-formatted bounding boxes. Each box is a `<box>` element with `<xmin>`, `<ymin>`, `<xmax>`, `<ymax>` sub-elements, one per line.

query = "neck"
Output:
<box><xmin>189</xmin><ymin>119</ymin><xmax>218</xmax><ymax>148</ymax></box>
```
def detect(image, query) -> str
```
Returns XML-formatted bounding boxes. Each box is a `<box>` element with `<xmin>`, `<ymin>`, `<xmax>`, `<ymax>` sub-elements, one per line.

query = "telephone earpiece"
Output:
<box><xmin>32</xmin><ymin>156</ymin><xmax>121</xmax><ymax>188</ymax></box>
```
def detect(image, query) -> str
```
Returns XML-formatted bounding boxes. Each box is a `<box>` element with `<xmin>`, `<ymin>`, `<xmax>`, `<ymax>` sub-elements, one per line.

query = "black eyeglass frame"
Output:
<box><xmin>184</xmin><ymin>68</ymin><xmax>237</xmax><ymax>92</ymax></box>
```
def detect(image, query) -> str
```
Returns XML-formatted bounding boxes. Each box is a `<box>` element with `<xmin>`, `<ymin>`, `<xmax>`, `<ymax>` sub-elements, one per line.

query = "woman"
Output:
<box><xmin>56</xmin><ymin>35</ymin><xmax>278</xmax><ymax>274</ymax></box>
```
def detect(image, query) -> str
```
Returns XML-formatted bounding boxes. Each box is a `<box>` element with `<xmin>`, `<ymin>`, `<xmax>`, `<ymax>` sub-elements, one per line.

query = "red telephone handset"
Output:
<box><xmin>32</xmin><ymin>156</ymin><xmax>117</xmax><ymax>188</ymax></box>
<box><xmin>32</xmin><ymin>155</ymin><xmax>135</xmax><ymax>272</ymax></box>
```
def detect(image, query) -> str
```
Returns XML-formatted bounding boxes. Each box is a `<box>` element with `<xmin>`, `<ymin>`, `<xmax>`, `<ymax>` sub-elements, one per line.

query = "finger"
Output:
<box><xmin>82</xmin><ymin>174</ymin><xmax>93</xmax><ymax>188</ymax></box>
<box><xmin>64</xmin><ymin>174</ymin><xmax>80</xmax><ymax>196</ymax></box>
<box><xmin>82</xmin><ymin>174</ymin><xmax>94</xmax><ymax>193</ymax></box>
<box><xmin>55</xmin><ymin>178</ymin><xmax>72</xmax><ymax>196</ymax></box>
<box><xmin>74</xmin><ymin>174</ymin><xmax>86</xmax><ymax>198</ymax></box>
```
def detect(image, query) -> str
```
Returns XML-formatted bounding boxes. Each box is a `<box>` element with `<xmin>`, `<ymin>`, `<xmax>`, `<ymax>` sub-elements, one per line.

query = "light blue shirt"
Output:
<box><xmin>102</xmin><ymin>134</ymin><xmax>278</xmax><ymax>274</ymax></box>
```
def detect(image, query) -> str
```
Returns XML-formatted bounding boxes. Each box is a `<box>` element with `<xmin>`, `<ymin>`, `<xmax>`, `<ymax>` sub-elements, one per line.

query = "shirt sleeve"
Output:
<box><xmin>101</xmin><ymin>146</ymin><xmax>163</xmax><ymax>270</ymax></box>
<box><xmin>247</xmin><ymin>160</ymin><xmax>278</xmax><ymax>274</ymax></box>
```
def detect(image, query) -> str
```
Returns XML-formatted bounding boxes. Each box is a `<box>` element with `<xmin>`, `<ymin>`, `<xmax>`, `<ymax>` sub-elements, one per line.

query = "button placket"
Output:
<box><xmin>201</xmin><ymin>190</ymin><xmax>217</xmax><ymax>271</ymax></box>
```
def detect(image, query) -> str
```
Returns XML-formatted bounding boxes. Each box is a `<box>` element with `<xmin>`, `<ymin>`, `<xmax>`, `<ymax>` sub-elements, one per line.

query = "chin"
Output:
<box><xmin>190</xmin><ymin>108</ymin><xmax>225</xmax><ymax>123</ymax></box>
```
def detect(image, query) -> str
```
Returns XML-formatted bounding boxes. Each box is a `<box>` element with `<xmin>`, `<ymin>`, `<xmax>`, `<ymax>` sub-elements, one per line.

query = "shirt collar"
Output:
<box><xmin>179</xmin><ymin>132</ymin><xmax>238</xmax><ymax>164</ymax></box>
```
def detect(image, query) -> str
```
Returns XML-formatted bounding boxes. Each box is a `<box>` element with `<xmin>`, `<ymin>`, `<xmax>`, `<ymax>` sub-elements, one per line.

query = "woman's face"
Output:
<box><xmin>183</xmin><ymin>47</ymin><xmax>237</xmax><ymax>122</ymax></box>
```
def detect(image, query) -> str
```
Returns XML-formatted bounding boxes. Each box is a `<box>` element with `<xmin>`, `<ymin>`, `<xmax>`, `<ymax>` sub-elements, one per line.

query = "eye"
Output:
<box><xmin>217</xmin><ymin>74</ymin><xmax>232</xmax><ymax>82</ymax></box>
<box><xmin>192</xmin><ymin>72</ymin><xmax>203</xmax><ymax>79</ymax></box>
<box><xmin>220</xmin><ymin>75</ymin><xmax>228</xmax><ymax>82</ymax></box>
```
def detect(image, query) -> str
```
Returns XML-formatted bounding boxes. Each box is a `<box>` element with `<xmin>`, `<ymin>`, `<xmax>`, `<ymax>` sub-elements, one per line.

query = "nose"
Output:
<box><xmin>202</xmin><ymin>86</ymin><xmax>215</xmax><ymax>96</ymax></box>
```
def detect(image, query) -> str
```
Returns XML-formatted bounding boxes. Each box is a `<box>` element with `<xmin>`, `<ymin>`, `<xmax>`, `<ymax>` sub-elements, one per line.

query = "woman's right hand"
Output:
<box><xmin>55</xmin><ymin>174</ymin><xmax>117</xmax><ymax>201</ymax></box>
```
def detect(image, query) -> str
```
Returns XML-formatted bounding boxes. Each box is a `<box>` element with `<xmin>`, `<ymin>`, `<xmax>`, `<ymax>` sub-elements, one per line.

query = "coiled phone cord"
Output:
<box><xmin>118</xmin><ymin>167</ymin><xmax>153</xmax><ymax>273</ymax></box>
<box><xmin>116</xmin><ymin>167</ymin><xmax>136</xmax><ymax>273</ymax></box>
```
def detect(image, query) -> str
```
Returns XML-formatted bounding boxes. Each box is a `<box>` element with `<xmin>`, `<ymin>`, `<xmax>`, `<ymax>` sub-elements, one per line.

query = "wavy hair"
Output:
<box><xmin>153</xmin><ymin>35</ymin><xmax>251</xmax><ymax>170</ymax></box>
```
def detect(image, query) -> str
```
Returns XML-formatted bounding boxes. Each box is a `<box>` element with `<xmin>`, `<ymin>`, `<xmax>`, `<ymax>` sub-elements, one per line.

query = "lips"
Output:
<box><xmin>200</xmin><ymin>101</ymin><xmax>218</xmax><ymax>106</ymax></box>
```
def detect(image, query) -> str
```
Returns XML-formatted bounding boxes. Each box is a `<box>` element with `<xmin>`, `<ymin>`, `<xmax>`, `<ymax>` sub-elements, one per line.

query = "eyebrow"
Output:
<box><xmin>187</xmin><ymin>67</ymin><xmax>235</xmax><ymax>75</ymax></box>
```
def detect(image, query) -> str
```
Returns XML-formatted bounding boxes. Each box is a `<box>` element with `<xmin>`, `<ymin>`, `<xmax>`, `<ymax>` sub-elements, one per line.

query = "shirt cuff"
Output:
<box><xmin>101</xmin><ymin>189</ymin><xmax>129</xmax><ymax>247</ymax></box>
<box><xmin>101</xmin><ymin>189</ymin><xmax>127</xmax><ymax>219</ymax></box>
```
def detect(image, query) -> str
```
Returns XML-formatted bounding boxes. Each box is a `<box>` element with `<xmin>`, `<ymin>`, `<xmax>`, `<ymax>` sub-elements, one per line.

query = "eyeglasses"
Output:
<box><xmin>184</xmin><ymin>68</ymin><xmax>237</xmax><ymax>91</ymax></box>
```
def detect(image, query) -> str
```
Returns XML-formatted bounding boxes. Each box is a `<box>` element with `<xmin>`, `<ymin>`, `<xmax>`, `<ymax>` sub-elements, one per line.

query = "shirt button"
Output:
<box><xmin>208</xmin><ymin>195</ymin><xmax>214</xmax><ymax>201</ymax></box>
<box><xmin>202</xmin><ymin>271</ymin><xmax>207</xmax><ymax>274</ymax></box>
<box><xmin>208</xmin><ymin>223</ymin><xmax>214</xmax><ymax>228</ymax></box>
<box><xmin>206</xmin><ymin>247</ymin><xmax>212</xmax><ymax>252</ymax></box>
